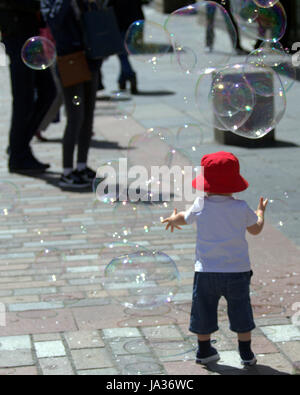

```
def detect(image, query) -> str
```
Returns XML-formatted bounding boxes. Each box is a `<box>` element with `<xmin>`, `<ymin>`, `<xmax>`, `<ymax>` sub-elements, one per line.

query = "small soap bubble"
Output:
<box><xmin>21</xmin><ymin>36</ymin><xmax>56</xmax><ymax>70</ymax></box>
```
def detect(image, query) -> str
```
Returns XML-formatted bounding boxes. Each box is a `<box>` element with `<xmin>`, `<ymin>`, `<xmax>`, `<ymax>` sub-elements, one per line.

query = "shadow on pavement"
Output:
<box><xmin>18</xmin><ymin>170</ymin><xmax>93</xmax><ymax>194</ymax></box>
<box><xmin>36</xmin><ymin>138</ymin><xmax>129</xmax><ymax>151</ymax></box>
<box><xmin>204</xmin><ymin>362</ymin><xmax>291</xmax><ymax>375</ymax></box>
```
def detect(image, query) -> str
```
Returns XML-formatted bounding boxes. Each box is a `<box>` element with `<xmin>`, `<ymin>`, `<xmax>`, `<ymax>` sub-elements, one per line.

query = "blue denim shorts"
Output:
<box><xmin>189</xmin><ymin>271</ymin><xmax>255</xmax><ymax>335</ymax></box>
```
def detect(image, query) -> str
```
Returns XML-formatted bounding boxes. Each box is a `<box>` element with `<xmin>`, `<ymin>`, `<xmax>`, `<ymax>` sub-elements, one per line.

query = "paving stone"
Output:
<box><xmin>71</xmin><ymin>348</ymin><xmax>114</xmax><ymax>370</ymax></box>
<box><xmin>255</xmin><ymin>353</ymin><xmax>294</xmax><ymax>375</ymax></box>
<box><xmin>260</xmin><ymin>325</ymin><xmax>300</xmax><ymax>342</ymax></box>
<box><xmin>0</xmin><ymin>335</ymin><xmax>31</xmax><ymax>350</ymax></box>
<box><xmin>141</xmin><ymin>325</ymin><xmax>184</xmax><ymax>340</ymax></box>
<box><xmin>33</xmin><ymin>333</ymin><xmax>61</xmax><ymax>342</ymax></box>
<box><xmin>276</xmin><ymin>341</ymin><xmax>300</xmax><ymax>362</ymax></box>
<box><xmin>64</xmin><ymin>330</ymin><xmax>104</xmax><ymax>349</ymax></box>
<box><xmin>102</xmin><ymin>327</ymin><xmax>141</xmax><ymax>339</ymax></box>
<box><xmin>35</xmin><ymin>340</ymin><xmax>66</xmax><ymax>358</ymax></box>
<box><xmin>77</xmin><ymin>367</ymin><xmax>119</xmax><ymax>375</ymax></box>
<box><xmin>39</xmin><ymin>357</ymin><xmax>74</xmax><ymax>375</ymax></box>
<box><xmin>0</xmin><ymin>350</ymin><xmax>34</xmax><ymax>368</ymax></box>
<box><xmin>0</xmin><ymin>366</ymin><xmax>38</xmax><ymax>375</ymax></box>
<box><xmin>163</xmin><ymin>360</ymin><xmax>212</xmax><ymax>375</ymax></box>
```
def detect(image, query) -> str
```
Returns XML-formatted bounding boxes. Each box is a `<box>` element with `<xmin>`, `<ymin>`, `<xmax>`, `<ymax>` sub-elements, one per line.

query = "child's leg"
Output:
<box><xmin>237</xmin><ymin>331</ymin><xmax>251</xmax><ymax>342</ymax></box>
<box><xmin>237</xmin><ymin>331</ymin><xmax>256</xmax><ymax>365</ymax></box>
<box><xmin>197</xmin><ymin>334</ymin><xmax>211</xmax><ymax>341</ymax></box>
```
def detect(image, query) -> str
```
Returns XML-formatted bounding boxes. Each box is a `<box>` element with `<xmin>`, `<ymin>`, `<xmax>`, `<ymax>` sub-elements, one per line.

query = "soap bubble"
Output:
<box><xmin>253</xmin><ymin>0</ymin><xmax>279</xmax><ymax>8</ymax></box>
<box><xmin>268</xmin><ymin>197</ymin><xmax>289</xmax><ymax>228</ymax></box>
<box><xmin>72</xmin><ymin>96</ymin><xmax>81</xmax><ymax>106</ymax></box>
<box><xmin>0</xmin><ymin>180</ymin><xmax>20</xmax><ymax>216</ymax></box>
<box><xmin>93</xmin><ymin>159</ymin><xmax>127</xmax><ymax>204</ymax></box>
<box><xmin>247</xmin><ymin>41</ymin><xmax>296</xmax><ymax>93</ymax></box>
<box><xmin>125</xmin><ymin>20</ymin><xmax>171</xmax><ymax>66</ymax></box>
<box><xmin>196</xmin><ymin>64</ymin><xmax>256</xmax><ymax>132</ymax></box>
<box><xmin>173</xmin><ymin>45</ymin><xmax>197</xmax><ymax>74</ymax></box>
<box><xmin>164</xmin><ymin>1</ymin><xmax>237</xmax><ymax>73</ymax></box>
<box><xmin>198</xmin><ymin>63</ymin><xmax>286</xmax><ymax>138</ymax></box>
<box><xmin>109</xmin><ymin>91</ymin><xmax>136</xmax><ymax>120</ymax></box>
<box><xmin>21</xmin><ymin>36</ymin><xmax>56</xmax><ymax>70</ymax></box>
<box><xmin>103</xmin><ymin>250</ymin><xmax>180</xmax><ymax>309</ymax></box>
<box><xmin>231</xmin><ymin>0</ymin><xmax>287</xmax><ymax>42</ymax></box>
<box><xmin>175</xmin><ymin>123</ymin><xmax>204</xmax><ymax>153</ymax></box>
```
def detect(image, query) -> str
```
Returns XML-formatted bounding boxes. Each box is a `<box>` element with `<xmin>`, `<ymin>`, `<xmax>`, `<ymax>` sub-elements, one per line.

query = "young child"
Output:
<box><xmin>162</xmin><ymin>151</ymin><xmax>268</xmax><ymax>366</ymax></box>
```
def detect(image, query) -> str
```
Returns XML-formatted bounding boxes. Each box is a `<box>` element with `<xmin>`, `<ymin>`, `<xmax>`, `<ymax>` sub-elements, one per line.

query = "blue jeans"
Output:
<box><xmin>118</xmin><ymin>31</ymin><xmax>135</xmax><ymax>82</ymax></box>
<box><xmin>190</xmin><ymin>271</ymin><xmax>255</xmax><ymax>335</ymax></box>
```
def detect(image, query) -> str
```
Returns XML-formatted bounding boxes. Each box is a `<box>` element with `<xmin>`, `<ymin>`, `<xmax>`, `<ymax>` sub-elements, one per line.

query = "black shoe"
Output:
<box><xmin>196</xmin><ymin>346</ymin><xmax>220</xmax><ymax>365</ymax></box>
<box><xmin>76</xmin><ymin>167</ymin><xmax>96</xmax><ymax>183</ymax></box>
<box><xmin>59</xmin><ymin>170</ymin><xmax>90</xmax><ymax>188</ymax></box>
<box><xmin>9</xmin><ymin>154</ymin><xmax>50</xmax><ymax>174</ymax></box>
<box><xmin>118</xmin><ymin>73</ymin><xmax>138</xmax><ymax>94</ymax></box>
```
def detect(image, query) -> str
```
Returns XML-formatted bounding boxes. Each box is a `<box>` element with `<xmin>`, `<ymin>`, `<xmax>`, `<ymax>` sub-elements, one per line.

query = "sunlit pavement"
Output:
<box><xmin>0</xmin><ymin>5</ymin><xmax>299</xmax><ymax>375</ymax></box>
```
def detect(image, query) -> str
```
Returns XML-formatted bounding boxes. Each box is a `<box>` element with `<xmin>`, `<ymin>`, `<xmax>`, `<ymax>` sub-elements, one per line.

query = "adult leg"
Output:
<box><xmin>206</xmin><ymin>2</ymin><xmax>216</xmax><ymax>49</ymax></box>
<box><xmin>62</xmin><ymin>82</ymin><xmax>85</xmax><ymax>170</ymax></box>
<box><xmin>76</xmin><ymin>71</ymin><xmax>99</xmax><ymax>167</ymax></box>
<box><xmin>3</xmin><ymin>36</ymin><xmax>36</xmax><ymax>161</ymax></box>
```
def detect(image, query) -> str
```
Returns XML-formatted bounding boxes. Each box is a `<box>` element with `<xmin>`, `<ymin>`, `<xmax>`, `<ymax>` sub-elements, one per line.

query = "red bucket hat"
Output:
<box><xmin>192</xmin><ymin>151</ymin><xmax>249</xmax><ymax>193</ymax></box>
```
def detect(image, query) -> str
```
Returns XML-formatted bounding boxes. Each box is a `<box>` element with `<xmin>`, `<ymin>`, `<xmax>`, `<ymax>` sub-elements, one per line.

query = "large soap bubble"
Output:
<box><xmin>164</xmin><ymin>1</ymin><xmax>237</xmax><ymax>73</ymax></box>
<box><xmin>21</xmin><ymin>36</ymin><xmax>56</xmax><ymax>70</ymax></box>
<box><xmin>125</xmin><ymin>20</ymin><xmax>172</xmax><ymax>66</ymax></box>
<box><xmin>103</xmin><ymin>250</ymin><xmax>180</xmax><ymax>309</ymax></box>
<box><xmin>247</xmin><ymin>41</ymin><xmax>296</xmax><ymax>93</ymax></box>
<box><xmin>195</xmin><ymin>65</ymin><xmax>255</xmax><ymax>131</ymax></box>
<box><xmin>253</xmin><ymin>0</ymin><xmax>279</xmax><ymax>8</ymax></box>
<box><xmin>231</xmin><ymin>0</ymin><xmax>287</xmax><ymax>42</ymax></box>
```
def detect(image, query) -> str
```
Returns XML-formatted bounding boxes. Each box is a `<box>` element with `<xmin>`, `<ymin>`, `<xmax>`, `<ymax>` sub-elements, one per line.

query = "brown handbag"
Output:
<box><xmin>56</xmin><ymin>51</ymin><xmax>92</xmax><ymax>88</ymax></box>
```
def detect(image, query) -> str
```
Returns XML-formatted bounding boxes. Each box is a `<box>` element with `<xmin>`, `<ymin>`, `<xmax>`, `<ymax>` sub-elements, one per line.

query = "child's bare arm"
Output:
<box><xmin>247</xmin><ymin>197</ymin><xmax>268</xmax><ymax>235</ymax></box>
<box><xmin>161</xmin><ymin>208</ymin><xmax>187</xmax><ymax>232</ymax></box>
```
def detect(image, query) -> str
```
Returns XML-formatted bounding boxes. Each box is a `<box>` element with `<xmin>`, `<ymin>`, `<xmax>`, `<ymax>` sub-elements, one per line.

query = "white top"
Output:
<box><xmin>184</xmin><ymin>195</ymin><xmax>258</xmax><ymax>273</ymax></box>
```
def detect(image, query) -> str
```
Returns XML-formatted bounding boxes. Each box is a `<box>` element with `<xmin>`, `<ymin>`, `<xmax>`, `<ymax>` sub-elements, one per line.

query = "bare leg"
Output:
<box><xmin>237</xmin><ymin>331</ymin><xmax>251</xmax><ymax>342</ymax></box>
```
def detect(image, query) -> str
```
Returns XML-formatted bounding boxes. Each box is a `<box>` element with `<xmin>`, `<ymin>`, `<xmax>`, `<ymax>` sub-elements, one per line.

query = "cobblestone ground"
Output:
<box><xmin>0</xmin><ymin>6</ymin><xmax>299</xmax><ymax>375</ymax></box>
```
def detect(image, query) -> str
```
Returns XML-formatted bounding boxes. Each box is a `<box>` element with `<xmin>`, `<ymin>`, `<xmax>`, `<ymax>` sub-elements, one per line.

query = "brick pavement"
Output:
<box><xmin>0</xmin><ymin>6</ymin><xmax>300</xmax><ymax>375</ymax></box>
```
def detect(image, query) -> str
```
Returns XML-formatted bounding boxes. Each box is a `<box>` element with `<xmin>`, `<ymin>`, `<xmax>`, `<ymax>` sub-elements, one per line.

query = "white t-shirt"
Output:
<box><xmin>184</xmin><ymin>195</ymin><xmax>258</xmax><ymax>273</ymax></box>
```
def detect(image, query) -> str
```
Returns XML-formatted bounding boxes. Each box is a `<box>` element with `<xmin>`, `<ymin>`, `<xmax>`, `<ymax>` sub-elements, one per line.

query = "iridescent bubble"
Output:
<box><xmin>125</xmin><ymin>20</ymin><xmax>171</xmax><ymax>66</ymax></box>
<box><xmin>174</xmin><ymin>45</ymin><xmax>197</xmax><ymax>74</ymax></box>
<box><xmin>231</xmin><ymin>0</ymin><xmax>287</xmax><ymax>42</ymax></box>
<box><xmin>220</xmin><ymin>63</ymin><xmax>286</xmax><ymax>138</ymax></box>
<box><xmin>175</xmin><ymin>124</ymin><xmax>204</xmax><ymax>153</ymax></box>
<box><xmin>109</xmin><ymin>91</ymin><xmax>136</xmax><ymax>120</ymax></box>
<box><xmin>93</xmin><ymin>159</ymin><xmax>127</xmax><ymax>204</ymax></box>
<box><xmin>253</xmin><ymin>0</ymin><xmax>279</xmax><ymax>8</ymax></box>
<box><xmin>268</xmin><ymin>197</ymin><xmax>289</xmax><ymax>228</ymax></box>
<box><xmin>196</xmin><ymin>64</ymin><xmax>256</xmax><ymax>132</ymax></box>
<box><xmin>21</xmin><ymin>36</ymin><xmax>56</xmax><ymax>70</ymax></box>
<box><xmin>113</xmin><ymin>200</ymin><xmax>138</xmax><ymax>236</ymax></box>
<box><xmin>164</xmin><ymin>1</ymin><xmax>237</xmax><ymax>73</ymax></box>
<box><xmin>0</xmin><ymin>180</ymin><xmax>20</xmax><ymax>216</ymax></box>
<box><xmin>247</xmin><ymin>41</ymin><xmax>296</xmax><ymax>93</ymax></box>
<box><xmin>72</xmin><ymin>96</ymin><xmax>81</xmax><ymax>106</ymax></box>
<box><xmin>103</xmin><ymin>250</ymin><xmax>180</xmax><ymax>309</ymax></box>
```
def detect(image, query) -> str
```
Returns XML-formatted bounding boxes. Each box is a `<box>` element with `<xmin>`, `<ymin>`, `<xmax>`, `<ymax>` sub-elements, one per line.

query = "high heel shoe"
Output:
<box><xmin>118</xmin><ymin>73</ymin><xmax>138</xmax><ymax>95</ymax></box>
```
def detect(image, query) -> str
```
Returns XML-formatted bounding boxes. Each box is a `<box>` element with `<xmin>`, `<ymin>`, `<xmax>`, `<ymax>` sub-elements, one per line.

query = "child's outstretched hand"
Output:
<box><xmin>161</xmin><ymin>208</ymin><xmax>183</xmax><ymax>233</ymax></box>
<box><xmin>257</xmin><ymin>197</ymin><xmax>268</xmax><ymax>217</ymax></box>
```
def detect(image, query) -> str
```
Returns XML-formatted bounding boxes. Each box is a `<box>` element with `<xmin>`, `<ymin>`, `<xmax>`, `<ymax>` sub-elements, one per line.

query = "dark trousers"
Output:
<box><xmin>118</xmin><ymin>31</ymin><xmax>135</xmax><ymax>82</ymax></box>
<box><xmin>62</xmin><ymin>70</ymin><xmax>99</xmax><ymax>169</ymax></box>
<box><xmin>3</xmin><ymin>35</ymin><xmax>57</xmax><ymax>162</ymax></box>
<box><xmin>206</xmin><ymin>0</ymin><xmax>242</xmax><ymax>49</ymax></box>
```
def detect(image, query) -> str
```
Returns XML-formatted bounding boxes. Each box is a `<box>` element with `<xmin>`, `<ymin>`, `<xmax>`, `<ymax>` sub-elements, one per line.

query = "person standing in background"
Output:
<box><xmin>108</xmin><ymin>0</ymin><xmax>144</xmax><ymax>94</ymax></box>
<box><xmin>41</xmin><ymin>0</ymin><xmax>100</xmax><ymax>188</ymax></box>
<box><xmin>0</xmin><ymin>0</ymin><xmax>57</xmax><ymax>173</ymax></box>
<box><xmin>205</xmin><ymin>0</ymin><xmax>248</xmax><ymax>55</ymax></box>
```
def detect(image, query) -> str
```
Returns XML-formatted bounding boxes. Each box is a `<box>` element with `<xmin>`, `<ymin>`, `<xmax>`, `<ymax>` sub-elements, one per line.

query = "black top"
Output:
<box><xmin>108</xmin><ymin>0</ymin><xmax>144</xmax><ymax>32</ymax></box>
<box><xmin>0</xmin><ymin>0</ymin><xmax>41</xmax><ymax>38</ymax></box>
